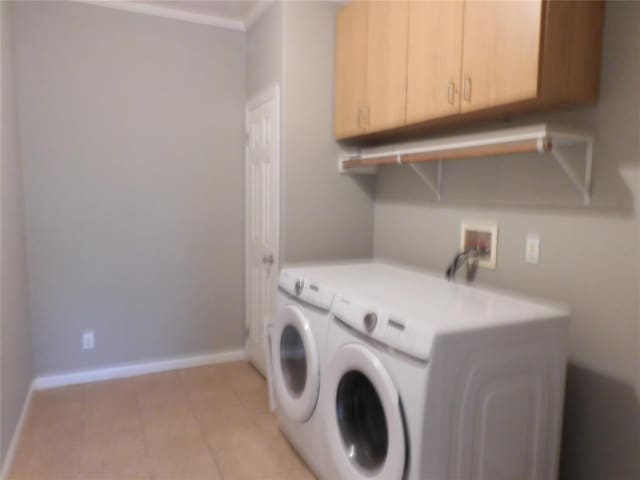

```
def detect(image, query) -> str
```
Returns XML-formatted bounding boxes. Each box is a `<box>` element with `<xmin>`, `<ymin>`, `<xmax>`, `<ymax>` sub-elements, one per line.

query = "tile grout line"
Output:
<box><xmin>177</xmin><ymin>367</ymin><xmax>227</xmax><ymax>480</ymax></box>
<box><xmin>7</xmin><ymin>362</ymin><xmax>311</xmax><ymax>480</ymax></box>
<box><xmin>78</xmin><ymin>384</ymin><xmax>88</xmax><ymax>480</ymax></box>
<box><xmin>134</xmin><ymin>377</ymin><xmax>153</xmax><ymax>480</ymax></box>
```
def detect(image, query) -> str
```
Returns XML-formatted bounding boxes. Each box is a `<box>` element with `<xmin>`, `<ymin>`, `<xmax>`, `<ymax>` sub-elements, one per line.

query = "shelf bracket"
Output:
<box><xmin>550</xmin><ymin>138</ymin><xmax>593</xmax><ymax>206</ymax></box>
<box><xmin>408</xmin><ymin>161</ymin><xmax>442</xmax><ymax>201</ymax></box>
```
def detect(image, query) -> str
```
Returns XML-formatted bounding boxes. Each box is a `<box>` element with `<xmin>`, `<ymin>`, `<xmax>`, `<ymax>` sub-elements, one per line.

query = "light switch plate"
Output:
<box><xmin>526</xmin><ymin>233</ymin><xmax>540</xmax><ymax>264</ymax></box>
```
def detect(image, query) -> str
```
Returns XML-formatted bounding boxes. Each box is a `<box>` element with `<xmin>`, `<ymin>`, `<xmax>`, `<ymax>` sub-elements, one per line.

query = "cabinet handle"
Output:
<box><xmin>362</xmin><ymin>106</ymin><xmax>369</xmax><ymax>129</ymax></box>
<box><xmin>357</xmin><ymin>108</ymin><xmax>362</xmax><ymax>129</ymax></box>
<box><xmin>463</xmin><ymin>77</ymin><xmax>472</xmax><ymax>102</ymax></box>
<box><xmin>448</xmin><ymin>81</ymin><xmax>456</xmax><ymax>105</ymax></box>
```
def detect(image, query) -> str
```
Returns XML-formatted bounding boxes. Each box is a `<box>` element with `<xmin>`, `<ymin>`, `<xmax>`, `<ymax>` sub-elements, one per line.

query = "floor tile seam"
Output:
<box><xmin>137</xmin><ymin>366</ymin><xmax>226</xmax><ymax>480</ymax></box>
<box><xmin>183</xmin><ymin>377</ymin><xmax>227</xmax><ymax>480</ymax></box>
<box><xmin>132</xmin><ymin>380</ymin><xmax>155</xmax><ymax>478</ymax></box>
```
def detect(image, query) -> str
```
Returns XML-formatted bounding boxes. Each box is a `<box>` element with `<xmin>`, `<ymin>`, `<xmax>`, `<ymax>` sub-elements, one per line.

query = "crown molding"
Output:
<box><xmin>73</xmin><ymin>0</ymin><xmax>247</xmax><ymax>31</ymax></box>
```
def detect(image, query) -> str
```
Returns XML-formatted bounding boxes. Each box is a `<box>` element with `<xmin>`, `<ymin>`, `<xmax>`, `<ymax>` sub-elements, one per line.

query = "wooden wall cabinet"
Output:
<box><xmin>406</xmin><ymin>0</ymin><xmax>464</xmax><ymax>124</ymax></box>
<box><xmin>334</xmin><ymin>1</ymin><xmax>368</xmax><ymax>138</ymax></box>
<box><xmin>334</xmin><ymin>1</ymin><xmax>409</xmax><ymax>138</ymax></box>
<box><xmin>365</xmin><ymin>1</ymin><xmax>409</xmax><ymax>133</ymax></box>
<box><xmin>334</xmin><ymin>0</ymin><xmax>604</xmax><ymax>141</ymax></box>
<box><xmin>460</xmin><ymin>0</ymin><xmax>543</xmax><ymax>113</ymax></box>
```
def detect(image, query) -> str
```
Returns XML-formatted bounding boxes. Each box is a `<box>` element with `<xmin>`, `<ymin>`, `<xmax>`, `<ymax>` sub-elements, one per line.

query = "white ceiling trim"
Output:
<box><xmin>73</xmin><ymin>0</ymin><xmax>247</xmax><ymax>31</ymax></box>
<box><xmin>245</xmin><ymin>1</ymin><xmax>275</xmax><ymax>29</ymax></box>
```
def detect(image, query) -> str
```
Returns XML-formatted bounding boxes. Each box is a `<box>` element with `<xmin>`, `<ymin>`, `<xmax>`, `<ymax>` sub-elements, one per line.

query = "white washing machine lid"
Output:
<box><xmin>324</xmin><ymin>343</ymin><xmax>406</xmax><ymax>480</ymax></box>
<box><xmin>272</xmin><ymin>304</ymin><xmax>321</xmax><ymax>422</ymax></box>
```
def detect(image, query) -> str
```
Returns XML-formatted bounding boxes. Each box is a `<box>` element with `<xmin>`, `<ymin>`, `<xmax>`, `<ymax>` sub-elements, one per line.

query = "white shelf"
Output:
<box><xmin>338</xmin><ymin>124</ymin><xmax>594</xmax><ymax>205</ymax></box>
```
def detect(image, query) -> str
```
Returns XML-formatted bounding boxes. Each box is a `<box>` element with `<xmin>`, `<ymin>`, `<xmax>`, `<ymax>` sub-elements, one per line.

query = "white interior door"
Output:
<box><xmin>245</xmin><ymin>86</ymin><xmax>280</xmax><ymax>376</ymax></box>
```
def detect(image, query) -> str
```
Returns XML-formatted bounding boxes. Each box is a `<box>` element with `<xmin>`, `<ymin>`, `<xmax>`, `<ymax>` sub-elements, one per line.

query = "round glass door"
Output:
<box><xmin>324</xmin><ymin>344</ymin><xmax>406</xmax><ymax>479</ymax></box>
<box><xmin>280</xmin><ymin>324</ymin><xmax>307</xmax><ymax>397</ymax></box>
<box><xmin>337</xmin><ymin>371</ymin><xmax>389</xmax><ymax>471</ymax></box>
<box><xmin>272</xmin><ymin>305</ymin><xmax>320</xmax><ymax>422</ymax></box>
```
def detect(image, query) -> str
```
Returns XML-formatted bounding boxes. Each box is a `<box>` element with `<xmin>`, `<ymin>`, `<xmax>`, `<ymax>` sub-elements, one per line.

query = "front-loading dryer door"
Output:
<box><xmin>272</xmin><ymin>304</ymin><xmax>320</xmax><ymax>422</ymax></box>
<box><xmin>324</xmin><ymin>344</ymin><xmax>406</xmax><ymax>480</ymax></box>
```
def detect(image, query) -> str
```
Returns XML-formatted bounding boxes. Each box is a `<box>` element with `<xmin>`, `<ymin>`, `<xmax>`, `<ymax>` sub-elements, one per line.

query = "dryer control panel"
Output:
<box><xmin>279</xmin><ymin>270</ymin><xmax>335</xmax><ymax>311</ymax></box>
<box><xmin>331</xmin><ymin>295</ymin><xmax>433</xmax><ymax>361</ymax></box>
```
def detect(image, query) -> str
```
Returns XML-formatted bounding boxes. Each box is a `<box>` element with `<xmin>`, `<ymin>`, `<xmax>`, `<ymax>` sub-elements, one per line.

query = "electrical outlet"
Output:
<box><xmin>526</xmin><ymin>233</ymin><xmax>540</xmax><ymax>264</ymax></box>
<box><xmin>82</xmin><ymin>330</ymin><xmax>95</xmax><ymax>350</ymax></box>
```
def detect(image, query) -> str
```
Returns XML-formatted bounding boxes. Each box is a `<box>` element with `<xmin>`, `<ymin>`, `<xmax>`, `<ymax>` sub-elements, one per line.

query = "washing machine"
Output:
<box><xmin>317</xmin><ymin>262</ymin><xmax>569</xmax><ymax>480</ymax></box>
<box><xmin>268</xmin><ymin>267</ymin><xmax>337</xmax><ymax>478</ymax></box>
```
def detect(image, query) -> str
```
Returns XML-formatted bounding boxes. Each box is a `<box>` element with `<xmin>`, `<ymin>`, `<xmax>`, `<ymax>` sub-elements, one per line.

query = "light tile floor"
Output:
<box><xmin>9</xmin><ymin>361</ymin><xmax>316</xmax><ymax>480</ymax></box>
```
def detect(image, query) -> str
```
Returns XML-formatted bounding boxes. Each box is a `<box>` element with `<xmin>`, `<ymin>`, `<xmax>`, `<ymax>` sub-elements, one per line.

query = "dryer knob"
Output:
<box><xmin>294</xmin><ymin>279</ymin><xmax>304</xmax><ymax>296</ymax></box>
<box><xmin>363</xmin><ymin>312</ymin><xmax>378</xmax><ymax>332</ymax></box>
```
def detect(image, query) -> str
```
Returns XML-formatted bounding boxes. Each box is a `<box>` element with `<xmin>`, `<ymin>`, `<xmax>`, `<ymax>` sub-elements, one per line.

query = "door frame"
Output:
<box><xmin>244</xmin><ymin>84</ymin><xmax>281</xmax><ymax>375</ymax></box>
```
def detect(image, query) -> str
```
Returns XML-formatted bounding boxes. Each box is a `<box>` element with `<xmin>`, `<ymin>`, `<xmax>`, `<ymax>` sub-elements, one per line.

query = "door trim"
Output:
<box><xmin>245</xmin><ymin>84</ymin><xmax>280</xmax><ymax>376</ymax></box>
<box><xmin>247</xmin><ymin>84</ymin><xmax>280</xmax><ymax>112</ymax></box>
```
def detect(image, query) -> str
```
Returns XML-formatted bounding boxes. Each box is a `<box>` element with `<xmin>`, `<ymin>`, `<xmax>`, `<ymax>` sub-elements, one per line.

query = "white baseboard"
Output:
<box><xmin>33</xmin><ymin>349</ymin><xmax>247</xmax><ymax>390</ymax></box>
<box><xmin>1</xmin><ymin>381</ymin><xmax>34</xmax><ymax>480</ymax></box>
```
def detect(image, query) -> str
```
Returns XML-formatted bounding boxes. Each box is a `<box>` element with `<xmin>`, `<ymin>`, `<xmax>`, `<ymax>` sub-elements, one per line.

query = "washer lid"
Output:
<box><xmin>324</xmin><ymin>344</ymin><xmax>406</xmax><ymax>480</ymax></box>
<box><xmin>272</xmin><ymin>304</ymin><xmax>321</xmax><ymax>422</ymax></box>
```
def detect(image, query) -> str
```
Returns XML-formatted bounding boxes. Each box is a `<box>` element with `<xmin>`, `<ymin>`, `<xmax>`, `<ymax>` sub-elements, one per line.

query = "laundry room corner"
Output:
<box><xmin>2</xmin><ymin>1</ymin><xmax>639</xmax><ymax>480</ymax></box>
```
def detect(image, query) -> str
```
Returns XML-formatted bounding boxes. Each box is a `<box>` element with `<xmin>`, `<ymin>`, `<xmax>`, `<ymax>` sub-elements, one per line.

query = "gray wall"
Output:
<box><xmin>281</xmin><ymin>1</ymin><xmax>375</xmax><ymax>263</ymax></box>
<box><xmin>12</xmin><ymin>1</ymin><xmax>246</xmax><ymax>375</ymax></box>
<box><xmin>373</xmin><ymin>2</ymin><xmax>640</xmax><ymax>478</ymax></box>
<box><xmin>246</xmin><ymin>1</ymin><xmax>282</xmax><ymax>100</ymax></box>
<box><xmin>246</xmin><ymin>1</ymin><xmax>375</xmax><ymax>264</ymax></box>
<box><xmin>0</xmin><ymin>1</ymin><xmax>33</xmax><ymax>466</ymax></box>
<box><xmin>245</xmin><ymin>2</ymin><xmax>283</xmax><ymax>269</ymax></box>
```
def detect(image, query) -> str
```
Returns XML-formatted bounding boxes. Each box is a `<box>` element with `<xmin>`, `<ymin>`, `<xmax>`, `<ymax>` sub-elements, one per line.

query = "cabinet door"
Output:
<box><xmin>461</xmin><ymin>0</ymin><xmax>543</xmax><ymax>113</ymax></box>
<box><xmin>406</xmin><ymin>0</ymin><xmax>464</xmax><ymax>123</ymax></box>
<box><xmin>366</xmin><ymin>1</ymin><xmax>409</xmax><ymax>133</ymax></box>
<box><xmin>334</xmin><ymin>2</ymin><xmax>368</xmax><ymax>139</ymax></box>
